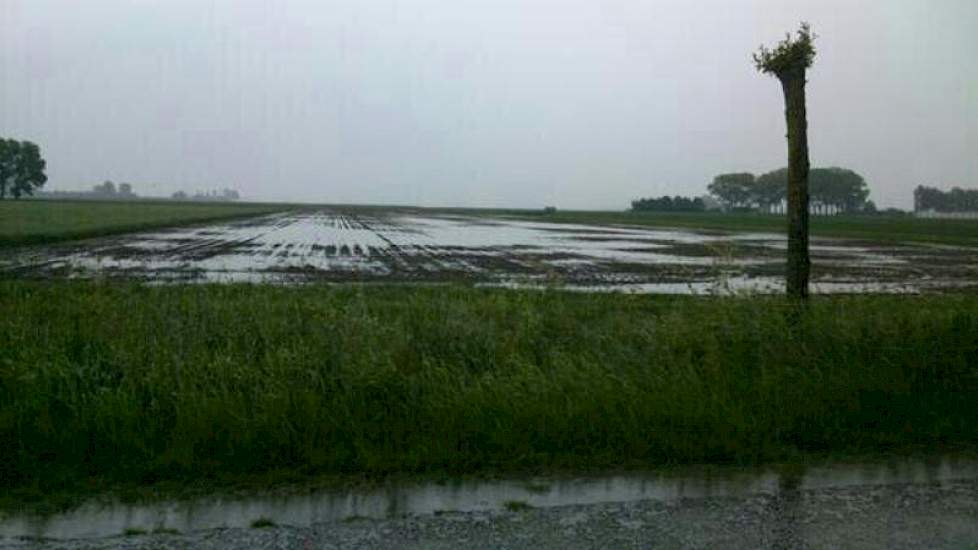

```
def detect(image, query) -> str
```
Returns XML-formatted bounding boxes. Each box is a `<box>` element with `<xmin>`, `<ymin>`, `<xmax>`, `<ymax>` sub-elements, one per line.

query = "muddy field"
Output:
<box><xmin>2</xmin><ymin>209</ymin><xmax>976</xmax><ymax>293</ymax></box>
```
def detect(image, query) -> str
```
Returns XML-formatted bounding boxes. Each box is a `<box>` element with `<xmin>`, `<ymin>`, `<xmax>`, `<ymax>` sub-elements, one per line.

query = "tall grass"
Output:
<box><xmin>1</xmin><ymin>282</ymin><xmax>977</xmax><ymax>499</ymax></box>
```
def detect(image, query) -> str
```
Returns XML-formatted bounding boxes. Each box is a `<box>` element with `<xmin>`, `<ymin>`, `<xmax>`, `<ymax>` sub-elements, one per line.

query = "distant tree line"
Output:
<box><xmin>914</xmin><ymin>185</ymin><xmax>978</xmax><ymax>213</ymax></box>
<box><xmin>0</xmin><ymin>136</ymin><xmax>244</xmax><ymax>203</ymax></box>
<box><xmin>171</xmin><ymin>188</ymin><xmax>240</xmax><ymax>202</ymax></box>
<box><xmin>708</xmin><ymin>167</ymin><xmax>871</xmax><ymax>215</ymax></box>
<box><xmin>36</xmin><ymin>180</ymin><xmax>139</xmax><ymax>200</ymax></box>
<box><xmin>37</xmin><ymin>183</ymin><xmax>243</xmax><ymax>202</ymax></box>
<box><xmin>631</xmin><ymin>195</ymin><xmax>706</xmax><ymax>212</ymax></box>
<box><xmin>91</xmin><ymin>180</ymin><xmax>136</xmax><ymax>198</ymax></box>
<box><xmin>0</xmin><ymin>138</ymin><xmax>47</xmax><ymax>199</ymax></box>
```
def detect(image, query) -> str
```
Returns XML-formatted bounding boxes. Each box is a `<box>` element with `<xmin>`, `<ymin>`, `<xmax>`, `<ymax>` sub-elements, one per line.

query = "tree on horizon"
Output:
<box><xmin>0</xmin><ymin>139</ymin><xmax>48</xmax><ymax>200</ymax></box>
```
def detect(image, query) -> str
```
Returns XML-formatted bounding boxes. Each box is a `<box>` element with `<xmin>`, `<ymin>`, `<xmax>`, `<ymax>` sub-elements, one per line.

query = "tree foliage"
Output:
<box><xmin>811</xmin><ymin>167</ymin><xmax>869</xmax><ymax>212</ymax></box>
<box><xmin>631</xmin><ymin>195</ymin><xmax>705</xmax><ymax>212</ymax></box>
<box><xmin>753</xmin><ymin>22</ymin><xmax>816</xmax><ymax>78</ymax></box>
<box><xmin>754</xmin><ymin>168</ymin><xmax>788</xmax><ymax>211</ymax></box>
<box><xmin>0</xmin><ymin>139</ymin><xmax>48</xmax><ymax>199</ymax></box>
<box><xmin>92</xmin><ymin>180</ymin><xmax>117</xmax><ymax>195</ymax></box>
<box><xmin>170</xmin><ymin>188</ymin><xmax>241</xmax><ymax>202</ymax></box>
<box><xmin>0</xmin><ymin>141</ymin><xmax>13</xmax><ymax>200</ymax></box>
<box><xmin>707</xmin><ymin>173</ymin><xmax>755</xmax><ymax>209</ymax></box>
<box><xmin>708</xmin><ymin>167</ymin><xmax>871</xmax><ymax>214</ymax></box>
<box><xmin>914</xmin><ymin>185</ymin><xmax>978</xmax><ymax>213</ymax></box>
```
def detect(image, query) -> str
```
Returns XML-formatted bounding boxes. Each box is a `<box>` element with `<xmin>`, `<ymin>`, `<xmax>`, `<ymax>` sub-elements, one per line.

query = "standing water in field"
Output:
<box><xmin>2</xmin><ymin>209</ymin><xmax>976</xmax><ymax>293</ymax></box>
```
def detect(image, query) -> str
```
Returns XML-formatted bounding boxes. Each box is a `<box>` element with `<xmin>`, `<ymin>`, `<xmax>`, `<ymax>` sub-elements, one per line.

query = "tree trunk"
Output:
<box><xmin>779</xmin><ymin>70</ymin><xmax>810</xmax><ymax>299</ymax></box>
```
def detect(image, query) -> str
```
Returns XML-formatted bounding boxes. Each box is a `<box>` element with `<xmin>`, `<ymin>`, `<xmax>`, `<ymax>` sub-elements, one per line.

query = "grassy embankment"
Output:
<box><xmin>2</xmin><ymin>282</ymin><xmax>976</xmax><ymax>510</ymax></box>
<box><xmin>0</xmin><ymin>199</ymin><xmax>287</xmax><ymax>248</ymax></box>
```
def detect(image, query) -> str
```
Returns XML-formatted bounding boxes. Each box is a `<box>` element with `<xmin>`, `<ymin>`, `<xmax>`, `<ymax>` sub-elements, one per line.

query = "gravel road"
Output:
<box><xmin>7</xmin><ymin>479</ymin><xmax>978</xmax><ymax>549</ymax></box>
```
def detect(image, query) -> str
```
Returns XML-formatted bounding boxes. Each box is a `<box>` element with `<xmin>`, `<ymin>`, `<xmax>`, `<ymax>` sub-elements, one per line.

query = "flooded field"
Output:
<box><xmin>3</xmin><ymin>209</ymin><xmax>976</xmax><ymax>293</ymax></box>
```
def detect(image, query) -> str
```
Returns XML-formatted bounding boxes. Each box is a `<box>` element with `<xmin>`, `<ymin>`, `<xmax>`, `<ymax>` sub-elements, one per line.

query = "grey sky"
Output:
<box><xmin>2</xmin><ymin>0</ymin><xmax>976</xmax><ymax>209</ymax></box>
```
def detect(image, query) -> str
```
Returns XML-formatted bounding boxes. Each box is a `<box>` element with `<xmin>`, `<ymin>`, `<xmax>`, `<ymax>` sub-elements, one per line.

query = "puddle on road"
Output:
<box><xmin>4</xmin><ymin>455</ymin><xmax>977</xmax><ymax>541</ymax></box>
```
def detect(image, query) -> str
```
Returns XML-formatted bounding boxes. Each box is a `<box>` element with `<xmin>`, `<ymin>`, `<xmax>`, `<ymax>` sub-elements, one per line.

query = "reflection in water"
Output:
<box><xmin>771</xmin><ymin>465</ymin><xmax>803</xmax><ymax>550</ymax></box>
<box><xmin>2</xmin><ymin>455</ymin><xmax>977</xmax><ymax>541</ymax></box>
<box><xmin>6</xmin><ymin>210</ymin><xmax>974</xmax><ymax>294</ymax></box>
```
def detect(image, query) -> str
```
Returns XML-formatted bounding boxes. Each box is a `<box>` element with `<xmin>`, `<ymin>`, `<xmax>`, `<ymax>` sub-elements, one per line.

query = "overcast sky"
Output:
<box><xmin>2</xmin><ymin>0</ymin><xmax>976</xmax><ymax>209</ymax></box>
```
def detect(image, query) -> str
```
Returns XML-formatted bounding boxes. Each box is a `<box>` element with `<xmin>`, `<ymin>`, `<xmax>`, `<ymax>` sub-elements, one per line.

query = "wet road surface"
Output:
<box><xmin>6</xmin><ymin>457</ymin><xmax>978</xmax><ymax>549</ymax></box>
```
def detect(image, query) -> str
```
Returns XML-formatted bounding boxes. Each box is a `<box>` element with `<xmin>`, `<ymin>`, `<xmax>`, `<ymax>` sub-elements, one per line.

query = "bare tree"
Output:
<box><xmin>754</xmin><ymin>23</ymin><xmax>816</xmax><ymax>299</ymax></box>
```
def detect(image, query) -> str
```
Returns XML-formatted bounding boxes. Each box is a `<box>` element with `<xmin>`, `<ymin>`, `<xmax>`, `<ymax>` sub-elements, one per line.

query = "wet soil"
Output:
<box><xmin>1</xmin><ymin>209</ymin><xmax>975</xmax><ymax>293</ymax></box>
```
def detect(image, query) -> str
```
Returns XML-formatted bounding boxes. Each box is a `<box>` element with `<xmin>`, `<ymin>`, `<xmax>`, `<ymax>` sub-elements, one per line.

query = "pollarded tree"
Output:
<box><xmin>754</xmin><ymin>23</ymin><xmax>816</xmax><ymax>299</ymax></box>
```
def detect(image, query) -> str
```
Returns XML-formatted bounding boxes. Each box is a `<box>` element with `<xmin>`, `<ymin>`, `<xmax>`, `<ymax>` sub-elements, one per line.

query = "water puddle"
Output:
<box><xmin>4</xmin><ymin>455</ymin><xmax>977</xmax><ymax>541</ymax></box>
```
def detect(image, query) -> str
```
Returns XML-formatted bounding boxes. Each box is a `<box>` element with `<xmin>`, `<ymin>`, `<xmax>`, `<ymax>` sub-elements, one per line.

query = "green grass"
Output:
<box><xmin>501</xmin><ymin>210</ymin><xmax>978</xmax><ymax>247</ymax></box>
<box><xmin>503</xmin><ymin>500</ymin><xmax>534</xmax><ymax>512</ymax></box>
<box><xmin>1</xmin><ymin>282</ymin><xmax>977</xmax><ymax>510</ymax></box>
<box><xmin>0</xmin><ymin>199</ymin><xmax>286</xmax><ymax>247</ymax></box>
<box><xmin>250</xmin><ymin>518</ymin><xmax>277</xmax><ymax>528</ymax></box>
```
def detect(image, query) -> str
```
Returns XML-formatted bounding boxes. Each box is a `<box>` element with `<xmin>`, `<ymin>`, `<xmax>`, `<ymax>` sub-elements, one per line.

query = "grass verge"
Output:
<box><xmin>0</xmin><ymin>199</ymin><xmax>286</xmax><ymax>248</ymax></box>
<box><xmin>1</xmin><ymin>283</ymin><xmax>977</xmax><ymax>511</ymax></box>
